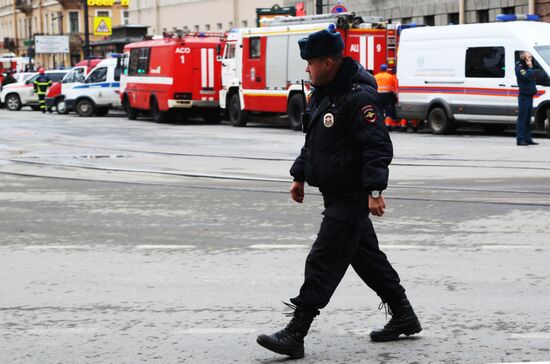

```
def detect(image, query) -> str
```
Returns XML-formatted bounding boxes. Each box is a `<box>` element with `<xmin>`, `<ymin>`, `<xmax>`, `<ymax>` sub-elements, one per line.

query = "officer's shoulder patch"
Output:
<box><xmin>520</xmin><ymin>69</ymin><xmax>527</xmax><ymax>75</ymax></box>
<box><xmin>361</xmin><ymin>104</ymin><xmax>376</xmax><ymax>124</ymax></box>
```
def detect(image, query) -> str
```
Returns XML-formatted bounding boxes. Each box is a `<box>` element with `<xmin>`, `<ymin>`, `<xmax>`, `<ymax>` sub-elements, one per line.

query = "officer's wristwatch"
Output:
<box><xmin>370</xmin><ymin>190</ymin><xmax>382</xmax><ymax>198</ymax></box>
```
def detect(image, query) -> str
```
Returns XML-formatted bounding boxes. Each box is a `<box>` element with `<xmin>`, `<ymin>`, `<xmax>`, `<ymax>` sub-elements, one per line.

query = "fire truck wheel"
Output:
<box><xmin>428</xmin><ymin>107</ymin><xmax>455</xmax><ymax>134</ymax></box>
<box><xmin>76</xmin><ymin>99</ymin><xmax>95</xmax><ymax>117</ymax></box>
<box><xmin>229</xmin><ymin>93</ymin><xmax>248</xmax><ymax>127</ymax></box>
<box><xmin>123</xmin><ymin>96</ymin><xmax>139</xmax><ymax>120</ymax></box>
<box><xmin>202</xmin><ymin>108</ymin><xmax>221</xmax><ymax>124</ymax></box>
<box><xmin>151</xmin><ymin>98</ymin><xmax>167</xmax><ymax>123</ymax></box>
<box><xmin>287</xmin><ymin>94</ymin><xmax>304</xmax><ymax>131</ymax></box>
<box><xmin>56</xmin><ymin>99</ymin><xmax>68</xmax><ymax>114</ymax></box>
<box><xmin>5</xmin><ymin>94</ymin><xmax>22</xmax><ymax>111</ymax></box>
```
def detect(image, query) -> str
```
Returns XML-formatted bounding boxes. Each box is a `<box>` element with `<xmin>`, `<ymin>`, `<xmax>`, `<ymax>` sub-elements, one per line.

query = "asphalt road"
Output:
<box><xmin>1</xmin><ymin>109</ymin><xmax>550</xmax><ymax>363</ymax></box>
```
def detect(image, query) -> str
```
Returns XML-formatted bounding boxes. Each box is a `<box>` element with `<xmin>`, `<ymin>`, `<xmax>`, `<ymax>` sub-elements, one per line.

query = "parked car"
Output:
<box><xmin>46</xmin><ymin>59</ymin><xmax>103</xmax><ymax>114</ymax></box>
<box><xmin>64</xmin><ymin>58</ymin><xmax>124</xmax><ymax>117</ymax></box>
<box><xmin>0</xmin><ymin>70</ymin><xmax>69</xmax><ymax>111</ymax></box>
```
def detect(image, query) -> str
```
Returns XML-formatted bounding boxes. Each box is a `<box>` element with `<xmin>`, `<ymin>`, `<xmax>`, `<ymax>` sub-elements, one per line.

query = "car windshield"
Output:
<box><xmin>534</xmin><ymin>46</ymin><xmax>550</xmax><ymax>69</ymax></box>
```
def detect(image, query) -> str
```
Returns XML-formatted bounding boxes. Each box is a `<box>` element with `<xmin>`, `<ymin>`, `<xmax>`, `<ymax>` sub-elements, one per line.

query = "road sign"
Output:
<box><xmin>35</xmin><ymin>36</ymin><xmax>69</xmax><ymax>54</ymax></box>
<box><xmin>93</xmin><ymin>16</ymin><xmax>112</xmax><ymax>36</ymax></box>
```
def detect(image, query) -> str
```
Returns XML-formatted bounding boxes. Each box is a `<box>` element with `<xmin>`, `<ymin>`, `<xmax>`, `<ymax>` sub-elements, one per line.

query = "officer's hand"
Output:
<box><xmin>368</xmin><ymin>195</ymin><xmax>386</xmax><ymax>216</ymax></box>
<box><xmin>290</xmin><ymin>181</ymin><xmax>305</xmax><ymax>203</ymax></box>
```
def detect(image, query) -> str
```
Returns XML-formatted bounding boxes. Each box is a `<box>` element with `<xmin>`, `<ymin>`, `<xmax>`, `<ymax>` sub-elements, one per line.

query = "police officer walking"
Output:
<box><xmin>33</xmin><ymin>68</ymin><xmax>52</xmax><ymax>113</ymax></box>
<box><xmin>515</xmin><ymin>52</ymin><xmax>538</xmax><ymax>146</ymax></box>
<box><xmin>256</xmin><ymin>29</ymin><xmax>422</xmax><ymax>359</ymax></box>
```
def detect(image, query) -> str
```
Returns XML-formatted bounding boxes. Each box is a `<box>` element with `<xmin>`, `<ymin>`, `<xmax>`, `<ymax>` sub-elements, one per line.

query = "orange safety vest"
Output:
<box><xmin>374</xmin><ymin>71</ymin><xmax>398</xmax><ymax>94</ymax></box>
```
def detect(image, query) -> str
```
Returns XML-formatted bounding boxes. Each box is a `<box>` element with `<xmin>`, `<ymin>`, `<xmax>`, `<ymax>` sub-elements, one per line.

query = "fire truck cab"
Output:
<box><xmin>220</xmin><ymin>12</ymin><xmax>399</xmax><ymax>130</ymax></box>
<box><xmin>121</xmin><ymin>33</ymin><xmax>225</xmax><ymax>123</ymax></box>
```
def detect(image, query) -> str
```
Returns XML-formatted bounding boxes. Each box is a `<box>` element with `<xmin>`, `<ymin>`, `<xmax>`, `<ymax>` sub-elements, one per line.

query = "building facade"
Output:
<box><xmin>128</xmin><ymin>0</ymin><xmax>277</xmax><ymax>35</ymax></box>
<box><xmin>284</xmin><ymin>0</ymin><xmax>550</xmax><ymax>25</ymax></box>
<box><xmin>0</xmin><ymin>0</ymin><xmax>129</xmax><ymax>67</ymax></box>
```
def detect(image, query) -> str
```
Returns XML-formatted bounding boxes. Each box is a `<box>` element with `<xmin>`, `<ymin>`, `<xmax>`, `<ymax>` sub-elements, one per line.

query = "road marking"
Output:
<box><xmin>135</xmin><ymin>244</ymin><xmax>195</xmax><ymax>250</ymax></box>
<box><xmin>249</xmin><ymin>244</ymin><xmax>308</xmax><ymax>249</ymax></box>
<box><xmin>488</xmin><ymin>362</ymin><xmax>550</xmax><ymax>364</ymax></box>
<box><xmin>27</xmin><ymin>328</ymin><xmax>98</xmax><ymax>334</ymax></box>
<box><xmin>175</xmin><ymin>328</ymin><xmax>256</xmax><ymax>334</ymax></box>
<box><xmin>25</xmin><ymin>245</ymin><xmax>87</xmax><ymax>250</ymax></box>
<box><xmin>510</xmin><ymin>332</ymin><xmax>550</xmax><ymax>339</ymax></box>
<box><xmin>481</xmin><ymin>245</ymin><xmax>533</xmax><ymax>250</ymax></box>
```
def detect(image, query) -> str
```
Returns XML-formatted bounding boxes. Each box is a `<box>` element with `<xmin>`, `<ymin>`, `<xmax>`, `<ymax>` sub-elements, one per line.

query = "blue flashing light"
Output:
<box><xmin>327</xmin><ymin>23</ymin><xmax>336</xmax><ymax>32</ymax></box>
<box><xmin>198</xmin><ymin>32</ymin><xmax>206</xmax><ymax>37</ymax></box>
<box><xmin>496</xmin><ymin>14</ymin><xmax>540</xmax><ymax>22</ymax></box>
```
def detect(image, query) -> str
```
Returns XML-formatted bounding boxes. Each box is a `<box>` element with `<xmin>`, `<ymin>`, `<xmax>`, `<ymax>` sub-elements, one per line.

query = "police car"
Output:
<box><xmin>64</xmin><ymin>58</ymin><xmax>124</xmax><ymax>117</ymax></box>
<box><xmin>0</xmin><ymin>69</ymin><xmax>69</xmax><ymax>111</ymax></box>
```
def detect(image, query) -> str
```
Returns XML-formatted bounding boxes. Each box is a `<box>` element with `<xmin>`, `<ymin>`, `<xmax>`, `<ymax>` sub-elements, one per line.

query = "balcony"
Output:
<box><xmin>15</xmin><ymin>0</ymin><xmax>33</xmax><ymax>14</ymax></box>
<box><xmin>56</xmin><ymin>0</ymin><xmax>82</xmax><ymax>8</ymax></box>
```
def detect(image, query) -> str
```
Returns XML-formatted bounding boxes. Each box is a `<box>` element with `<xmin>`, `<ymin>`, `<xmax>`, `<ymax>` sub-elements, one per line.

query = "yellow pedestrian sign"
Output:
<box><xmin>93</xmin><ymin>17</ymin><xmax>112</xmax><ymax>36</ymax></box>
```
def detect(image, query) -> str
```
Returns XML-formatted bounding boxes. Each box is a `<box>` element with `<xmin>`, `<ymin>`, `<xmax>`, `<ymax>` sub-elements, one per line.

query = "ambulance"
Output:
<box><xmin>46</xmin><ymin>58</ymin><xmax>103</xmax><ymax>114</ymax></box>
<box><xmin>121</xmin><ymin>33</ymin><xmax>226</xmax><ymax>123</ymax></box>
<box><xmin>64</xmin><ymin>57</ymin><xmax>125</xmax><ymax>117</ymax></box>
<box><xmin>220</xmin><ymin>12</ymin><xmax>399</xmax><ymax>130</ymax></box>
<box><xmin>396</xmin><ymin>16</ymin><xmax>550</xmax><ymax>137</ymax></box>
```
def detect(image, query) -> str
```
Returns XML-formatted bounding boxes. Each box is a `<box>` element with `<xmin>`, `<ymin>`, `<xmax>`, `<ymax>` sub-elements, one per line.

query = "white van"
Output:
<box><xmin>396</xmin><ymin>20</ymin><xmax>550</xmax><ymax>137</ymax></box>
<box><xmin>64</xmin><ymin>58</ymin><xmax>124</xmax><ymax>117</ymax></box>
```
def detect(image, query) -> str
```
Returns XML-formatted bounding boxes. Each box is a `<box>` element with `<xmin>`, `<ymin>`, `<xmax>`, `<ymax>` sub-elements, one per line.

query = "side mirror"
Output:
<box><xmin>216</xmin><ymin>44</ymin><xmax>222</xmax><ymax>55</ymax></box>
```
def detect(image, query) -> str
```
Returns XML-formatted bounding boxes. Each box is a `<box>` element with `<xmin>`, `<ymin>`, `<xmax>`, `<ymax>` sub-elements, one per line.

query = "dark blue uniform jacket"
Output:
<box><xmin>515</xmin><ymin>61</ymin><xmax>537</xmax><ymax>96</ymax></box>
<box><xmin>290</xmin><ymin>57</ymin><xmax>393</xmax><ymax>195</ymax></box>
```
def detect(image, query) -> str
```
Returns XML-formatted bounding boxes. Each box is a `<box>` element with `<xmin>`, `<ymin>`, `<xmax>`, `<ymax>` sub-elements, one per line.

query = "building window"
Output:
<box><xmin>205</xmin><ymin>24</ymin><xmax>210</xmax><ymax>31</ymax></box>
<box><xmin>194</xmin><ymin>25</ymin><xmax>199</xmax><ymax>32</ymax></box>
<box><xmin>216</xmin><ymin>23</ymin><xmax>222</xmax><ymax>30</ymax></box>
<box><xmin>448</xmin><ymin>12</ymin><xmax>459</xmax><ymax>25</ymax></box>
<box><xmin>69</xmin><ymin>11</ymin><xmax>79</xmax><ymax>33</ymax></box>
<box><xmin>465</xmin><ymin>47</ymin><xmax>505</xmax><ymax>78</ymax></box>
<box><xmin>502</xmin><ymin>7</ymin><xmax>515</xmax><ymax>15</ymax></box>
<box><xmin>401</xmin><ymin>17</ymin><xmax>412</xmax><ymax>25</ymax></box>
<box><xmin>122</xmin><ymin>10</ymin><xmax>129</xmax><ymax>25</ymax></box>
<box><xmin>51</xmin><ymin>13</ymin><xmax>56</xmax><ymax>34</ymax></box>
<box><xmin>242</xmin><ymin>20</ymin><xmax>248</xmax><ymax>27</ymax></box>
<box><xmin>424</xmin><ymin>15</ymin><xmax>434</xmax><ymax>26</ymax></box>
<box><xmin>249</xmin><ymin>36</ymin><xmax>261</xmax><ymax>59</ymax></box>
<box><xmin>96</xmin><ymin>10</ymin><xmax>110</xmax><ymax>18</ymax></box>
<box><xmin>229</xmin><ymin>21</ymin><xmax>233</xmax><ymax>28</ymax></box>
<box><xmin>477</xmin><ymin>9</ymin><xmax>489</xmax><ymax>23</ymax></box>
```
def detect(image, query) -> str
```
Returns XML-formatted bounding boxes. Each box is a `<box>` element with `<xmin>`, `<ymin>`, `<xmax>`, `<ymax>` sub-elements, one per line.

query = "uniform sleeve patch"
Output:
<box><xmin>361</xmin><ymin>105</ymin><xmax>377</xmax><ymax>124</ymax></box>
<box><xmin>520</xmin><ymin>69</ymin><xmax>527</xmax><ymax>75</ymax></box>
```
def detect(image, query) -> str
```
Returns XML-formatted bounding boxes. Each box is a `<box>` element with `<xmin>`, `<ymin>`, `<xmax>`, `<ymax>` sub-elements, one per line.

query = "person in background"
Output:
<box><xmin>33</xmin><ymin>68</ymin><xmax>53</xmax><ymax>113</ymax></box>
<box><xmin>374</xmin><ymin>64</ymin><xmax>399</xmax><ymax>131</ymax></box>
<box><xmin>515</xmin><ymin>51</ymin><xmax>538</xmax><ymax>146</ymax></box>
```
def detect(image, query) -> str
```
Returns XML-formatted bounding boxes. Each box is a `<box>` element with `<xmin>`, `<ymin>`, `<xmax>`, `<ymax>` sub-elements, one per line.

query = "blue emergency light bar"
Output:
<box><xmin>496</xmin><ymin>14</ymin><xmax>540</xmax><ymax>22</ymax></box>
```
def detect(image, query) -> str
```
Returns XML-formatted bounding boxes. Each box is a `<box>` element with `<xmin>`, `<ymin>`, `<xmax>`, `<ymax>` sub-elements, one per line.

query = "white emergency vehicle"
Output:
<box><xmin>0</xmin><ymin>69</ymin><xmax>69</xmax><ymax>111</ymax></box>
<box><xmin>396</xmin><ymin>18</ymin><xmax>550</xmax><ymax>137</ymax></box>
<box><xmin>64</xmin><ymin>58</ymin><xmax>124</xmax><ymax>117</ymax></box>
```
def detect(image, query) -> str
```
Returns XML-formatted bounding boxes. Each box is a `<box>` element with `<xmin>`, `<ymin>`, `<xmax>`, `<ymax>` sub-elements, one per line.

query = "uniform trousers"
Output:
<box><xmin>379</xmin><ymin>92</ymin><xmax>397</xmax><ymax>120</ymax></box>
<box><xmin>38</xmin><ymin>94</ymin><xmax>46</xmax><ymax>112</ymax></box>
<box><xmin>517</xmin><ymin>94</ymin><xmax>534</xmax><ymax>143</ymax></box>
<box><xmin>291</xmin><ymin>190</ymin><xmax>405</xmax><ymax>312</ymax></box>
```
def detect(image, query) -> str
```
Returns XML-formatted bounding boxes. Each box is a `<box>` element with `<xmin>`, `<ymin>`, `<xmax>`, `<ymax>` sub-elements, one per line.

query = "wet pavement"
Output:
<box><xmin>1</xmin><ymin>109</ymin><xmax>550</xmax><ymax>363</ymax></box>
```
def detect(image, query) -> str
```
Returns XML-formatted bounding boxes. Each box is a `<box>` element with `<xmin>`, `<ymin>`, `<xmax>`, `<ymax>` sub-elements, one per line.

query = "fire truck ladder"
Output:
<box><xmin>386</xmin><ymin>24</ymin><xmax>398</xmax><ymax>72</ymax></box>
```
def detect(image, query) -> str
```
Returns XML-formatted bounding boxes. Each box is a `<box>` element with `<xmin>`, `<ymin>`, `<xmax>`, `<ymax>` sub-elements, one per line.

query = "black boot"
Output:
<box><xmin>370</xmin><ymin>296</ymin><xmax>422</xmax><ymax>342</ymax></box>
<box><xmin>257</xmin><ymin>303</ymin><xmax>317</xmax><ymax>359</ymax></box>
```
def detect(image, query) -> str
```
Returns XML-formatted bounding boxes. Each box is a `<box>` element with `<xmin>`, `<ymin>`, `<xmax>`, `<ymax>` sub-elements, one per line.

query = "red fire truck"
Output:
<box><xmin>121</xmin><ymin>33</ymin><xmax>226</xmax><ymax>123</ymax></box>
<box><xmin>219</xmin><ymin>12</ymin><xmax>399</xmax><ymax>130</ymax></box>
